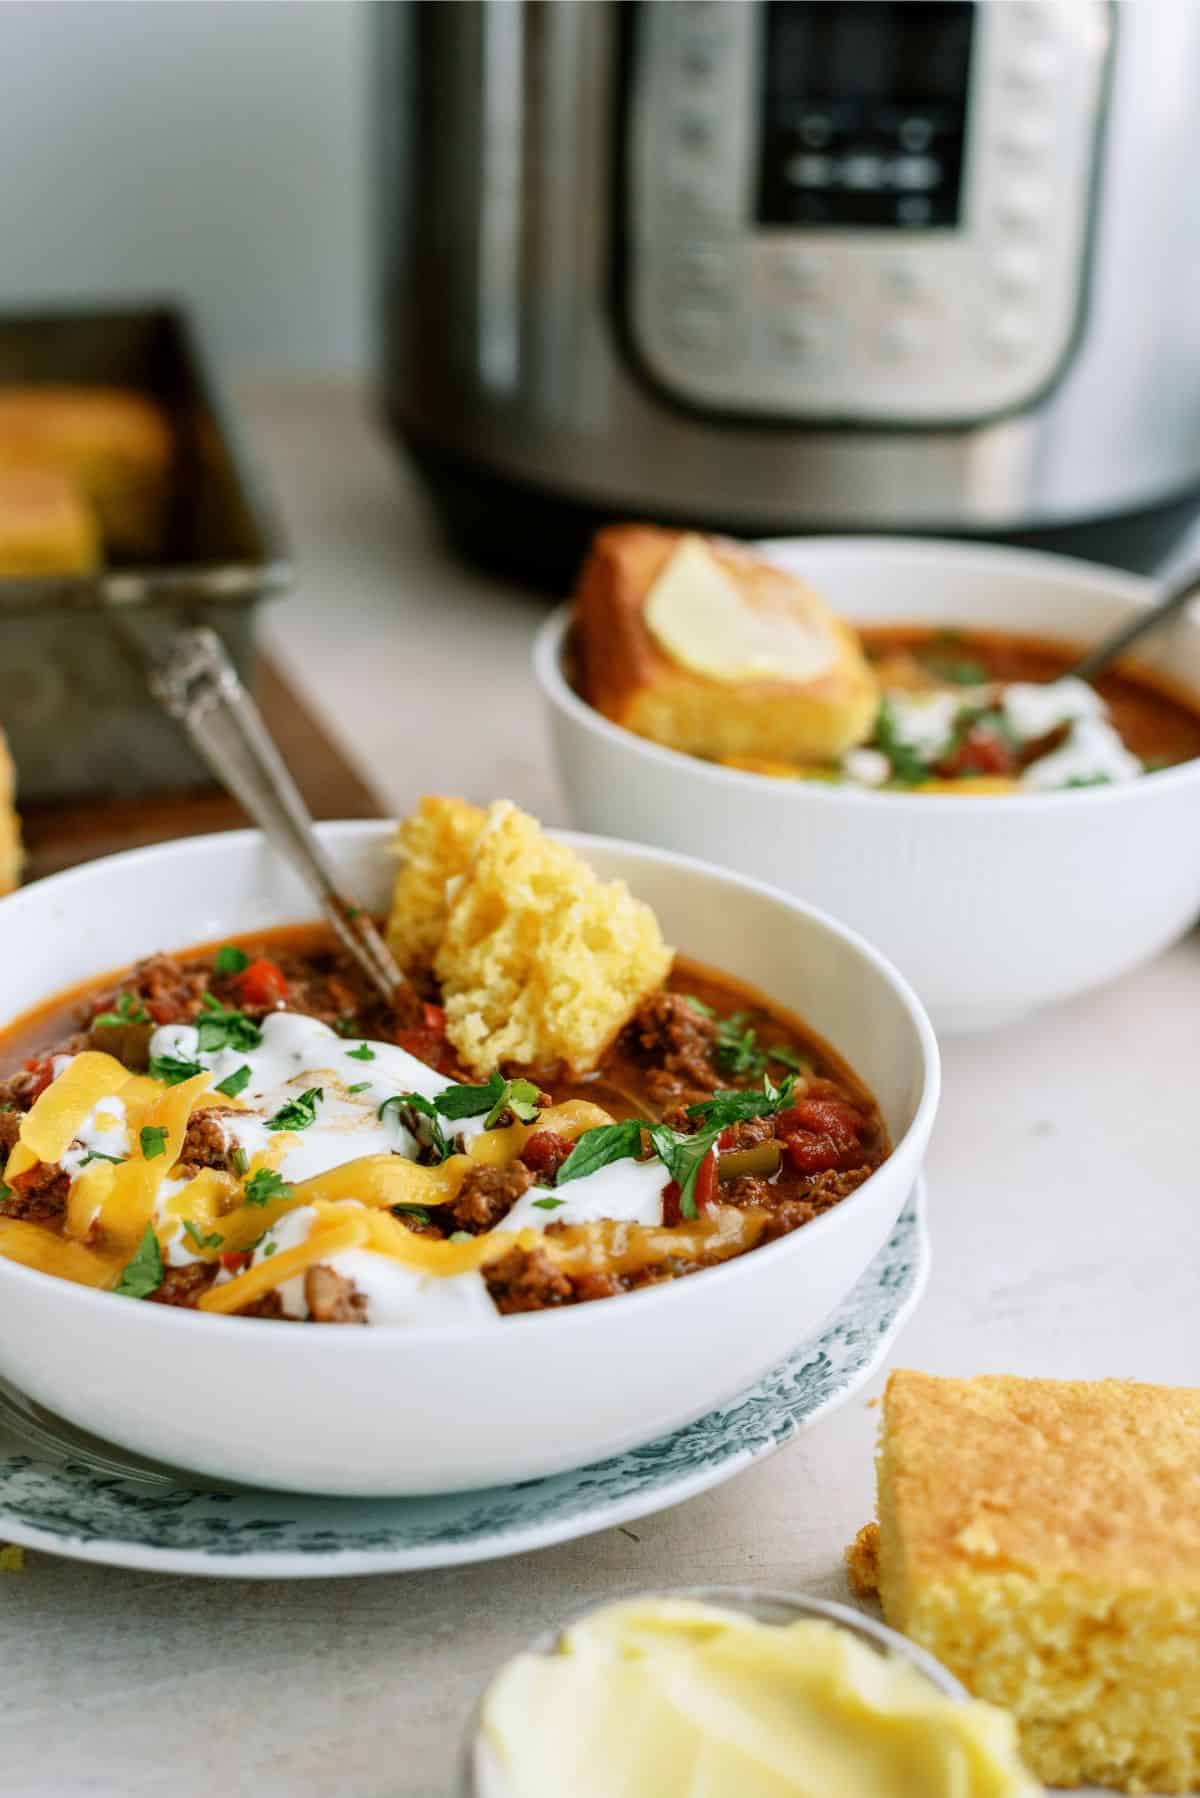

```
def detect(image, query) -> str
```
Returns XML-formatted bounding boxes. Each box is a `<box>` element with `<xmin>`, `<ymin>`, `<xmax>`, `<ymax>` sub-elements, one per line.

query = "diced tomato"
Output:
<box><xmin>22</xmin><ymin>1056</ymin><xmax>55</xmax><ymax>1100</ymax></box>
<box><xmin>520</xmin><ymin>1130</ymin><xmax>575</xmax><ymax>1179</ymax></box>
<box><xmin>395</xmin><ymin>1028</ymin><xmax>456</xmax><ymax>1072</ymax></box>
<box><xmin>778</xmin><ymin>1097</ymin><xmax>867</xmax><ymax>1177</ymax></box>
<box><xmin>936</xmin><ymin>726</ymin><xmax>1014</xmax><ymax>779</ymax></box>
<box><xmin>662</xmin><ymin>1180</ymin><xmax>683</xmax><ymax>1227</ymax></box>
<box><xmin>234</xmin><ymin>959</ymin><xmax>289</xmax><ymax>1008</ymax></box>
<box><xmin>147</xmin><ymin>999</ymin><xmax>186</xmax><ymax>1025</ymax></box>
<box><xmin>219</xmin><ymin>1249</ymin><xmax>252</xmax><ymax>1274</ymax></box>
<box><xmin>421</xmin><ymin>1002</ymin><xmax>447</xmax><ymax>1033</ymax></box>
<box><xmin>783</xmin><ymin>1132</ymin><xmax>851</xmax><ymax>1175</ymax></box>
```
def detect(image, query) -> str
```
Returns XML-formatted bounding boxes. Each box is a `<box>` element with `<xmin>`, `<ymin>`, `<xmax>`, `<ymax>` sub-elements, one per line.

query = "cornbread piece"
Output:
<box><xmin>0</xmin><ymin>725</ymin><xmax>20</xmax><ymax>895</ymax></box>
<box><xmin>573</xmin><ymin>525</ymin><xmax>878</xmax><ymax>762</ymax></box>
<box><xmin>0</xmin><ymin>386</ymin><xmax>170</xmax><ymax>560</ymax></box>
<box><xmin>846</xmin><ymin>1519</ymin><xmax>881</xmax><ymax>1598</ymax></box>
<box><xmin>385</xmin><ymin>795</ymin><xmax>486</xmax><ymax>971</ymax></box>
<box><xmin>435</xmin><ymin>801</ymin><xmax>672</xmax><ymax>1076</ymax></box>
<box><xmin>0</xmin><ymin>469</ymin><xmax>101</xmax><ymax>575</ymax></box>
<box><xmin>871</xmin><ymin>1370</ymin><xmax>1200</xmax><ymax>1793</ymax></box>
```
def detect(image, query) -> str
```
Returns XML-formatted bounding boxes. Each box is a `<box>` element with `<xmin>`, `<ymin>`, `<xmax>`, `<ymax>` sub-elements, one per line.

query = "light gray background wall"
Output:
<box><xmin>0</xmin><ymin>1</ymin><xmax>370</xmax><ymax>375</ymax></box>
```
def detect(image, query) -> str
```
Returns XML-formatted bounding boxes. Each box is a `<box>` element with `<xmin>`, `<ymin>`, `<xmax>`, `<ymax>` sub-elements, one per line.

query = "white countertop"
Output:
<box><xmin>3</xmin><ymin>384</ymin><xmax>1197</xmax><ymax>1798</ymax></box>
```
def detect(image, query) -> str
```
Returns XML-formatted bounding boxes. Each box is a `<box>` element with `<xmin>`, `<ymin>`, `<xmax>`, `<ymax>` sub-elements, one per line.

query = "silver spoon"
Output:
<box><xmin>1067</xmin><ymin>561</ymin><xmax>1200</xmax><ymax>682</ymax></box>
<box><xmin>150</xmin><ymin>626</ymin><xmax>412</xmax><ymax>1012</ymax></box>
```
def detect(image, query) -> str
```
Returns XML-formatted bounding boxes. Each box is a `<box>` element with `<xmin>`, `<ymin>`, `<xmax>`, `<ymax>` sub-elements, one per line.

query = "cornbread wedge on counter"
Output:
<box><xmin>854</xmin><ymin>1370</ymin><xmax>1200</xmax><ymax>1793</ymax></box>
<box><xmin>387</xmin><ymin>798</ymin><xmax>672</xmax><ymax>1077</ymax></box>
<box><xmin>0</xmin><ymin>385</ymin><xmax>170</xmax><ymax>560</ymax></box>
<box><xmin>572</xmin><ymin>525</ymin><xmax>879</xmax><ymax>763</ymax></box>
<box><xmin>0</xmin><ymin>469</ymin><xmax>101</xmax><ymax>576</ymax></box>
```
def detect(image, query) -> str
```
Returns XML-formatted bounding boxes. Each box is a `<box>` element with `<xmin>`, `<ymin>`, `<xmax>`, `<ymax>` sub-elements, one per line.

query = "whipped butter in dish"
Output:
<box><xmin>479</xmin><ymin>1597</ymin><xmax>1039</xmax><ymax>1798</ymax></box>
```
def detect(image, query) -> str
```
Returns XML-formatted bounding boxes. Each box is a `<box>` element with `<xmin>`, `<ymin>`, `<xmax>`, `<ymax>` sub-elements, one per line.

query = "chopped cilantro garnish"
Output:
<box><xmin>93</xmin><ymin>991</ymin><xmax>150</xmax><ymax>1028</ymax></box>
<box><xmin>79</xmin><ymin>1149</ymin><xmax>126</xmax><ymax>1166</ymax></box>
<box><xmin>333</xmin><ymin>1017</ymin><xmax>360</xmax><ymax>1038</ymax></box>
<box><xmin>647</xmin><ymin>1122</ymin><xmax>723</xmax><ymax>1221</ymax></box>
<box><xmin>713</xmin><ymin>1015</ymin><xmax>765</xmax><ymax>1077</ymax></box>
<box><xmin>148</xmin><ymin>1053</ymin><xmax>207</xmax><ymax>1086</ymax></box>
<box><xmin>532</xmin><ymin>1196</ymin><xmax>565</xmax><ymax>1210</ymax></box>
<box><xmin>261</xmin><ymin>1240</ymin><xmax>278</xmax><ymax>1258</ymax></box>
<box><xmin>243</xmin><ymin>1167</ymin><xmax>293</xmax><ymax>1206</ymax></box>
<box><xmin>681</xmin><ymin>994</ymin><xmax>716</xmax><ymax>1019</ymax></box>
<box><xmin>872</xmin><ymin>699</ymin><xmax>930</xmax><ymax>787</ymax></box>
<box><xmin>345</xmin><ymin>1043</ymin><xmax>376</xmax><ymax>1062</ymax></box>
<box><xmin>267</xmin><ymin>1087</ymin><xmax>323</xmax><ymax>1132</ymax></box>
<box><xmin>231</xmin><ymin>1147</ymin><xmax>249</xmax><ymax>1177</ymax></box>
<box><xmin>0</xmin><ymin>1182</ymin><xmax>10</xmax><ymax>1207</ymax></box>
<box><xmin>114</xmin><ymin>1224</ymin><xmax>163</xmax><ymax>1299</ymax></box>
<box><xmin>379</xmin><ymin>1093</ymin><xmax>450</xmax><ymax>1163</ymax></box>
<box><xmin>182</xmin><ymin>1218</ymin><xmax>224</xmax><ymax>1251</ymax></box>
<box><xmin>391</xmin><ymin>1203</ymin><xmax>431</xmax><ymax>1224</ymax></box>
<box><xmin>686</xmin><ymin>1073</ymin><xmax>796</xmax><ymax>1131</ymax></box>
<box><xmin>556</xmin><ymin>1119</ymin><xmax>645</xmax><ymax>1187</ymax></box>
<box><xmin>214</xmin><ymin>1063</ymin><xmax>252</xmax><ymax>1099</ymax></box>
<box><xmin>431</xmin><ymin>1074</ymin><xmax>542</xmax><ymax>1128</ymax></box>
<box><xmin>347</xmin><ymin>1081</ymin><xmax>372</xmax><ymax>1096</ymax></box>
<box><xmin>196</xmin><ymin>992</ymin><xmax>263</xmax><ymax>1054</ymax></box>
<box><xmin>139</xmin><ymin>1126</ymin><xmax>168</xmax><ymax>1159</ymax></box>
<box><xmin>1062</xmin><ymin>773</ymin><xmax>1114</xmax><ymax>789</ymax></box>
<box><xmin>213</xmin><ymin>944</ymin><xmax>250</xmax><ymax>977</ymax></box>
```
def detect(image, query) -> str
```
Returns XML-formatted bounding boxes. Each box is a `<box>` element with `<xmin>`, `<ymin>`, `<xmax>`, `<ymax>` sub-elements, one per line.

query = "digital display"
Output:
<box><xmin>756</xmin><ymin>1</ymin><xmax>975</xmax><ymax>230</ymax></box>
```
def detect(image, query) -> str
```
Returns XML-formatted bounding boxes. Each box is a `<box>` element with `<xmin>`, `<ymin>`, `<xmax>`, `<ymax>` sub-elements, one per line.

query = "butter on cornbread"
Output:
<box><xmin>387</xmin><ymin>798</ymin><xmax>671</xmax><ymax>1077</ymax></box>
<box><xmin>857</xmin><ymin>1370</ymin><xmax>1200</xmax><ymax>1793</ymax></box>
<box><xmin>572</xmin><ymin>525</ymin><xmax>878</xmax><ymax>763</ymax></box>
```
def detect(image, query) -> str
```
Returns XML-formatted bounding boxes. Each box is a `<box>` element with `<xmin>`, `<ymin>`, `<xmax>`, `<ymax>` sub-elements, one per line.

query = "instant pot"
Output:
<box><xmin>376</xmin><ymin>0</ymin><xmax>1200</xmax><ymax>583</ymax></box>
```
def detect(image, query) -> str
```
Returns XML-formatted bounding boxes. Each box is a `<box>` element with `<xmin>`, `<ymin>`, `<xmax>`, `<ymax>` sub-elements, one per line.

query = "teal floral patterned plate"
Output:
<box><xmin>0</xmin><ymin>1182</ymin><xmax>927</xmax><ymax>1579</ymax></box>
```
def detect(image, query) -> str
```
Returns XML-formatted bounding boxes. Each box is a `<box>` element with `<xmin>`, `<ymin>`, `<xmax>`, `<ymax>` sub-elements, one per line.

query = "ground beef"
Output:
<box><xmin>305</xmin><ymin>1264</ymin><xmax>368</xmax><ymax>1324</ymax></box>
<box><xmin>484</xmin><ymin>1244</ymin><xmax>573</xmax><ymax>1314</ymax></box>
<box><xmin>4</xmin><ymin>1162</ymin><xmax>70</xmax><ymax>1224</ymax></box>
<box><xmin>147</xmin><ymin>1263</ymin><xmax>216</xmax><ymax>1308</ymax></box>
<box><xmin>625</xmin><ymin>994</ymin><xmax>720</xmax><ymax>1110</ymax></box>
<box><xmin>177</xmin><ymin>1109</ymin><xmax>236</xmax><ymax>1175</ymax></box>
<box><xmin>0</xmin><ymin>1109</ymin><xmax>20</xmax><ymax>1157</ymax></box>
<box><xmin>447</xmin><ymin>1162</ymin><xmax>533</xmax><ymax>1234</ymax></box>
<box><xmin>237</xmin><ymin>1289</ymin><xmax>289</xmax><ymax>1320</ymax></box>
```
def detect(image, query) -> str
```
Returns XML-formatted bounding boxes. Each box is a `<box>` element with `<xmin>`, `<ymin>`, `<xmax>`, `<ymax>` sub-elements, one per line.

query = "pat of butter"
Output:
<box><xmin>645</xmin><ymin>536</ymin><xmax>836</xmax><ymax>684</ymax></box>
<box><xmin>480</xmin><ymin>1598</ymin><xmax>1040</xmax><ymax>1798</ymax></box>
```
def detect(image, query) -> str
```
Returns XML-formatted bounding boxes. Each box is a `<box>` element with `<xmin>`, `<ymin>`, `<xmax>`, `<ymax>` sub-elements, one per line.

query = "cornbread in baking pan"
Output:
<box><xmin>0</xmin><ymin>385</ymin><xmax>170</xmax><ymax>560</ymax></box>
<box><xmin>871</xmin><ymin>1370</ymin><xmax>1200</xmax><ymax>1792</ymax></box>
<box><xmin>433</xmin><ymin>800</ymin><xmax>672</xmax><ymax>1077</ymax></box>
<box><xmin>0</xmin><ymin>469</ymin><xmax>100</xmax><ymax>575</ymax></box>
<box><xmin>572</xmin><ymin>525</ymin><xmax>879</xmax><ymax>762</ymax></box>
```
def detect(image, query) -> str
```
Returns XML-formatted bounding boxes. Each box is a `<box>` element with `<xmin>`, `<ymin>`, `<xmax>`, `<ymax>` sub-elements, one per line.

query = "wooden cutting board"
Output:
<box><xmin>17</xmin><ymin>658</ymin><xmax>385</xmax><ymax>884</ymax></box>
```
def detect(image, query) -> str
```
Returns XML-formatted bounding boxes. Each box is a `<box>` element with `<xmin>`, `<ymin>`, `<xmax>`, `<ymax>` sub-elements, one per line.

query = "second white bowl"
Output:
<box><xmin>536</xmin><ymin>537</ymin><xmax>1200</xmax><ymax>1033</ymax></box>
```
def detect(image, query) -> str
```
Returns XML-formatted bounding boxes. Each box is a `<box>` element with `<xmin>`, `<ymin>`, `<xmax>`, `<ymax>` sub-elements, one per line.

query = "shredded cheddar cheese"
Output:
<box><xmin>4</xmin><ymin>1050</ymin><xmax>132</xmax><ymax>1181</ymax></box>
<box><xmin>197</xmin><ymin>1215</ymin><xmax>369</xmax><ymax>1313</ymax></box>
<box><xmin>94</xmin><ymin>1072</ymin><xmax>212</xmax><ymax>1252</ymax></box>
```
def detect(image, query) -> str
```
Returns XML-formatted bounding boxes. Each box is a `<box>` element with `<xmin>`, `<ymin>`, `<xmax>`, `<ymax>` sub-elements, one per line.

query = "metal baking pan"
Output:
<box><xmin>0</xmin><ymin>303</ymin><xmax>291</xmax><ymax>802</ymax></box>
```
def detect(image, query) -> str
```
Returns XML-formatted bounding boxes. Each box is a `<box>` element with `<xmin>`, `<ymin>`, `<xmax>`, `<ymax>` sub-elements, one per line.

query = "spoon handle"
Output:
<box><xmin>1068</xmin><ymin>565</ymin><xmax>1200</xmax><ymax>682</ymax></box>
<box><xmin>151</xmin><ymin>627</ymin><xmax>409</xmax><ymax>1010</ymax></box>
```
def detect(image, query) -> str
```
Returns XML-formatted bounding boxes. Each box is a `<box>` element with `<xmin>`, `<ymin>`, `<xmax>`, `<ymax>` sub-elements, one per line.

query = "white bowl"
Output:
<box><xmin>536</xmin><ymin>537</ymin><xmax>1200</xmax><ymax>1033</ymax></box>
<box><xmin>0</xmin><ymin>823</ymin><xmax>935</xmax><ymax>1497</ymax></box>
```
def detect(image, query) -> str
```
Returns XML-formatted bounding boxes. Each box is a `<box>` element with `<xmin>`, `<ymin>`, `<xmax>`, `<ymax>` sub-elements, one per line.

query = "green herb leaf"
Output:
<box><xmin>114</xmin><ymin>1223</ymin><xmax>163</xmax><ymax>1299</ymax></box>
<box><xmin>266</xmin><ymin>1087</ymin><xmax>323</xmax><ymax>1132</ymax></box>
<box><xmin>390</xmin><ymin>1203</ymin><xmax>431</xmax><ymax>1224</ymax></box>
<box><xmin>93</xmin><ymin>991</ymin><xmax>150</xmax><ymax>1028</ymax></box>
<box><xmin>919</xmin><ymin>650</ymin><xmax>990</xmax><ymax>686</ymax></box>
<box><xmin>686</xmin><ymin>1074</ymin><xmax>797</xmax><ymax>1131</ymax></box>
<box><xmin>433</xmin><ymin>1073</ymin><xmax>508</xmax><ymax>1121</ymax></box>
<box><xmin>79</xmin><ymin>1149</ymin><xmax>126</xmax><ymax>1166</ymax></box>
<box><xmin>231</xmin><ymin>1147</ymin><xmax>249</xmax><ymax>1177</ymax></box>
<box><xmin>182</xmin><ymin>1217</ymin><xmax>224</xmax><ymax>1251</ymax></box>
<box><xmin>556</xmin><ymin>1119</ymin><xmax>645</xmax><ymax>1187</ymax></box>
<box><xmin>872</xmin><ymin>699</ymin><xmax>930</xmax><ymax>787</ymax></box>
<box><xmin>709</xmin><ymin>1012</ymin><xmax>768</xmax><ymax>1078</ymax></box>
<box><xmin>648</xmin><ymin>1122</ymin><xmax>722</xmax><ymax>1220</ymax></box>
<box><xmin>0</xmin><ymin>1182</ymin><xmax>10</xmax><ymax>1207</ymax></box>
<box><xmin>379</xmin><ymin>1093</ymin><xmax>450</xmax><ymax>1164</ymax></box>
<box><xmin>333</xmin><ymin>1017</ymin><xmax>360</xmax><ymax>1038</ymax></box>
<box><xmin>214</xmin><ymin>1063</ymin><xmax>252</xmax><ymax>1099</ymax></box>
<box><xmin>766</xmin><ymin>1044</ymin><xmax>812</xmax><ymax>1076</ymax></box>
<box><xmin>347</xmin><ymin>1081</ymin><xmax>372</xmax><ymax>1096</ymax></box>
<box><xmin>681</xmin><ymin>993</ymin><xmax>717</xmax><ymax>1019</ymax></box>
<box><xmin>148</xmin><ymin>1053</ymin><xmax>207</xmax><ymax>1087</ymax></box>
<box><xmin>243</xmin><ymin>1167</ymin><xmax>294</xmax><ymax>1206</ymax></box>
<box><xmin>532</xmin><ymin>1196</ymin><xmax>565</xmax><ymax>1210</ymax></box>
<box><xmin>139</xmin><ymin>1125</ymin><xmax>168</xmax><ymax>1160</ymax></box>
<box><xmin>345</xmin><ymin>1043</ymin><xmax>376</xmax><ymax>1062</ymax></box>
<box><xmin>213</xmin><ymin>945</ymin><xmax>250</xmax><ymax>977</ymax></box>
<box><xmin>196</xmin><ymin>992</ymin><xmax>263</xmax><ymax>1054</ymax></box>
<box><xmin>484</xmin><ymin>1078</ymin><xmax>542</xmax><ymax>1130</ymax></box>
<box><xmin>1062</xmin><ymin>773</ymin><xmax>1114</xmax><ymax>789</ymax></box>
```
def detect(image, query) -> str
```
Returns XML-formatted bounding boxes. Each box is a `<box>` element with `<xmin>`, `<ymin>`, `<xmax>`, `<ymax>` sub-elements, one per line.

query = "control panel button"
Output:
<box><xmin>771</xmin><ymin>250</ymin><xmax>834</xmax><ymax>298</ymax></box>
<box><xmin>983</xmin><ymin>312</ymin><xmax>1038</xmax><ymax>359</ymax></box>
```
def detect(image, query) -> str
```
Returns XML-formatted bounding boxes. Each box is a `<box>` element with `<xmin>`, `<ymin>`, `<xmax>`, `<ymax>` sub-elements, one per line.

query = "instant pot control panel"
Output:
<box><xmin>622</xmin><ymin>0</ymin><xmax>1113</xmax><ymax>425</ymax></box>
